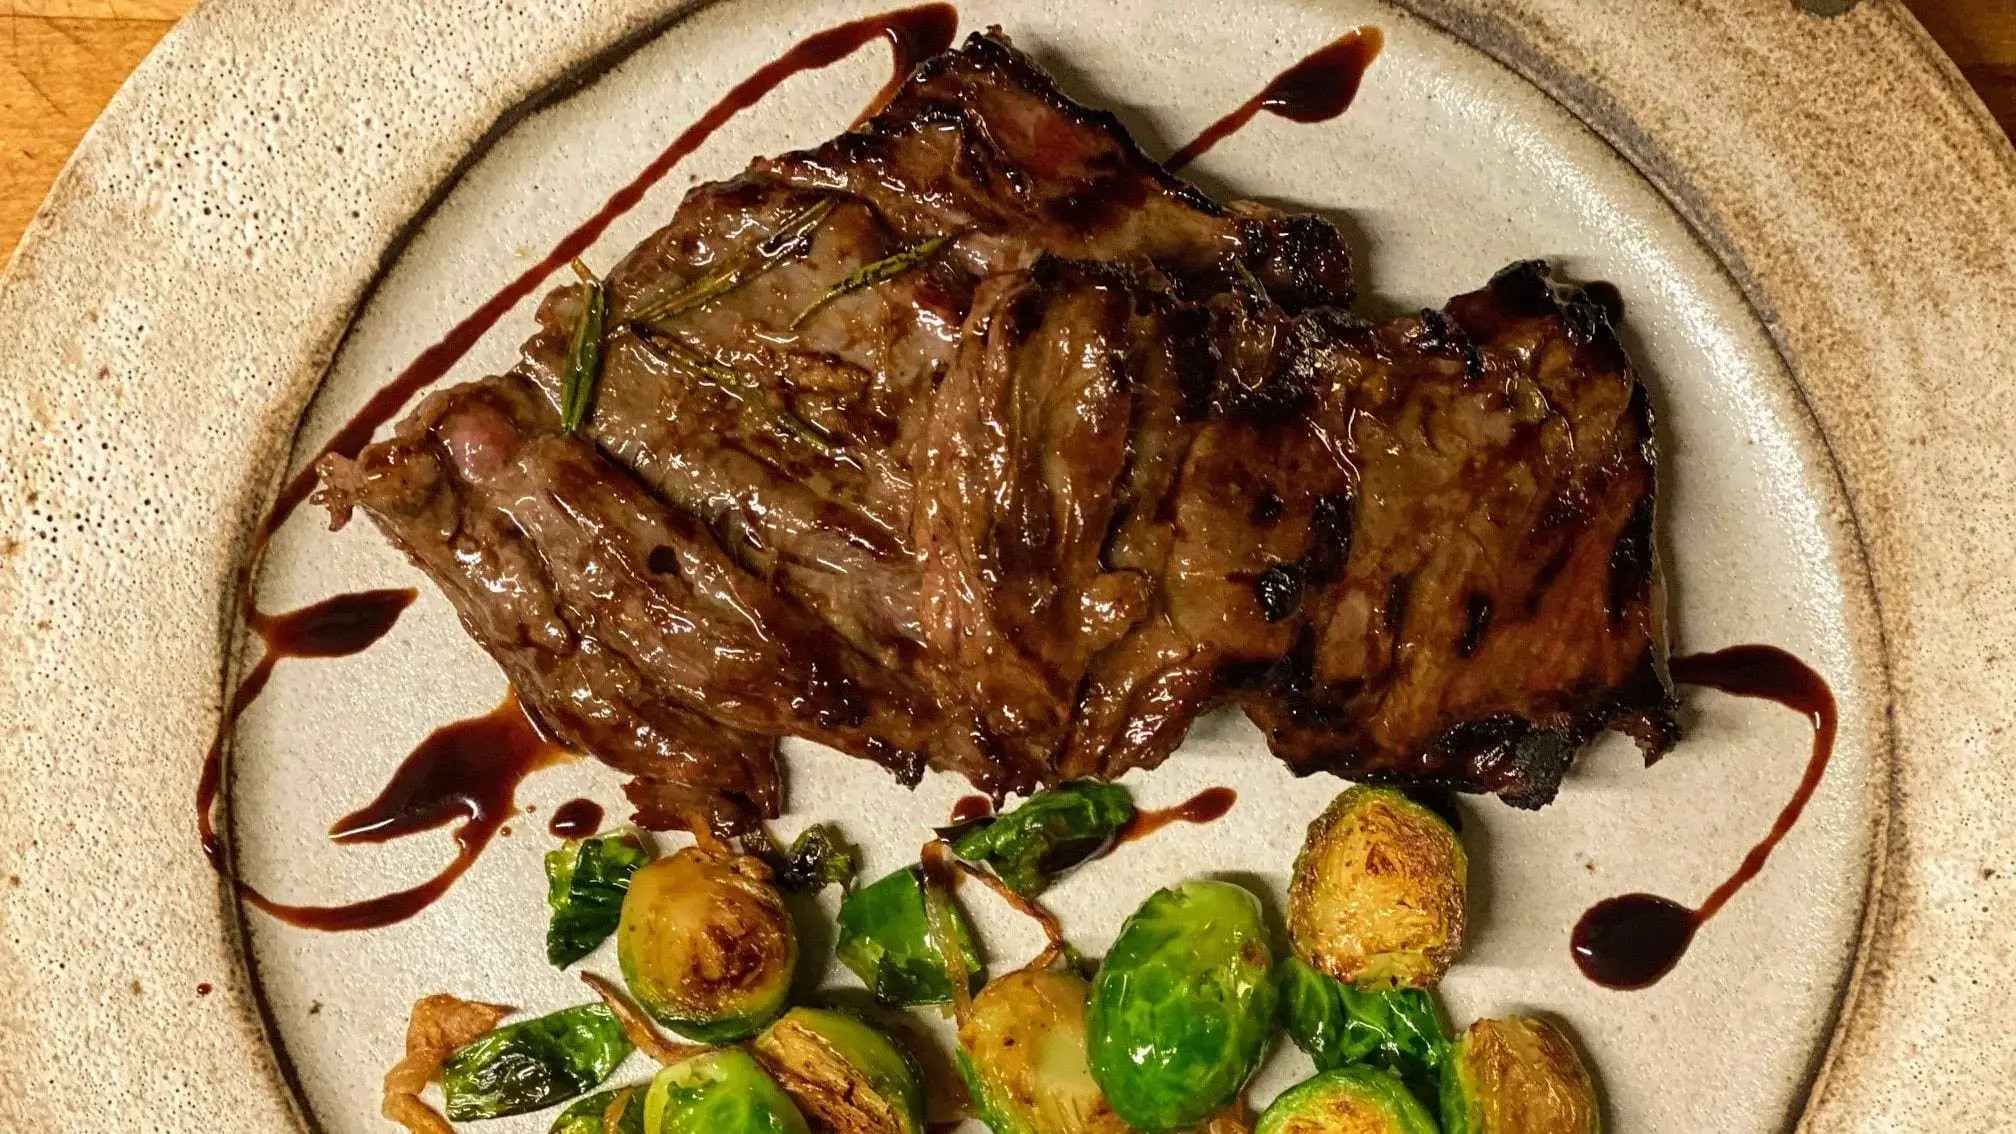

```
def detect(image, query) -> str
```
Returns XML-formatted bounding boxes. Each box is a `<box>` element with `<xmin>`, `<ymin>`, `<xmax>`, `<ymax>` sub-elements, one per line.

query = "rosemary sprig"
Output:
<box><xmin>560</xmin><ymin>259</ymin><xmax>605</xmax><ymax>434</ymax></box>
<box><xmin>790</xmin><ymin>232</ymin><xmax>955</xmax><ymax>329</ymax></box>
<box><xmin>1230</xmin><ymin>257</ymin><xmax>1268</xmax><ymax>301</ymax></box>
<box><xmin>628</xmin><ymin>324</ymin><xmax>839</xmax><ymax>456</ymax></box>
<box><xmin>624</xmin><ymin>197</ymin><xmax>838</xmax><ymax>327</ymax></box>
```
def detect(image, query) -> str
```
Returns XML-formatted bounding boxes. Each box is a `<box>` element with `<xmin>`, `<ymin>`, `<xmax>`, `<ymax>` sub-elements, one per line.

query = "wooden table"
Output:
<box><xmin>3</xmin><ymin>0</ymin><xmax>2012</xmax><ymax>257</ymax></box>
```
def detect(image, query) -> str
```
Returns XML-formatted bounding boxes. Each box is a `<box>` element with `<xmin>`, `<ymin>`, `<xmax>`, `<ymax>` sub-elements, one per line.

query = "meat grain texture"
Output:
<box><xmin>317</xmin><ymin>32</ymin><xmax>1676</xmax><ymax>835</ymax></box>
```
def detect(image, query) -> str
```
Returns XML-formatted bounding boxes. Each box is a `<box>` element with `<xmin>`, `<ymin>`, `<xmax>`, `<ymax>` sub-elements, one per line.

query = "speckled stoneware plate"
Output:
<box><xmin>4</xmin><ymin>0</ymin><xmax>2014</xmax><ymax>1130</ymax></box>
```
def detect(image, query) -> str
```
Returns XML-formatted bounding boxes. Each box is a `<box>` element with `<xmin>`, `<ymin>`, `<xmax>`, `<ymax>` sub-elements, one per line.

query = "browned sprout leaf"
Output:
<box><xmin>381</xmin><ymin>993</ymin><xmax>512</xmax><ymax>1134</ymax></box>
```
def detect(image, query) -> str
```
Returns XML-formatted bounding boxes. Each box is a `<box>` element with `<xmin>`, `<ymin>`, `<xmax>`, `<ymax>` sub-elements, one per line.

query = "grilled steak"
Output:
<box><xmin>317</xmin><ymin>374</ymin><xmax>949</xmax><ymax>835</ymax></box>
<box><xmin>511</xmin><ymin>32</ymin><xmax>1351</xmax><ymax>674</ymax></box>
<box><xmin>918</xmin><ymin>258</ymin><xmax>1675</xmax><ymax>805</ymax></box>
<box><xmin>320</xmin><ymin>32</ymin><xmax>1675</xmax><ymax>831</ymax></box>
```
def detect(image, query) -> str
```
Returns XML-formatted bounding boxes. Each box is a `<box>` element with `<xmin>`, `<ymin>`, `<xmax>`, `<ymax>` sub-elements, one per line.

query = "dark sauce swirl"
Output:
<box><xmin>1167</xmin><ymin>27</ymin><xmax>1383</xmax><ymax>171</ymax></box>
<box><xmin>1572</xmin><ymin>645</ymin><xmax>1837</xmax><ymax>989</ymax></box>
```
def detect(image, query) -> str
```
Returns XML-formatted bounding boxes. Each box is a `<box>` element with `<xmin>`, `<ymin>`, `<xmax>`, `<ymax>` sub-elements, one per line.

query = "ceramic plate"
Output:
<box><xmin>4</xmin><ymin>0</ymin><xmax>2014</xmax><ymax>1130</ymax></box>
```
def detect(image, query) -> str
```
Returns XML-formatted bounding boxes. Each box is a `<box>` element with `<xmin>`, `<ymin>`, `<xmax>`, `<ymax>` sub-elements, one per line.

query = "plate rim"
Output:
<box><xmin>2</xmin><ymin>0</ymin><xmax>2010</xmax><ymax>1129</ymax></box>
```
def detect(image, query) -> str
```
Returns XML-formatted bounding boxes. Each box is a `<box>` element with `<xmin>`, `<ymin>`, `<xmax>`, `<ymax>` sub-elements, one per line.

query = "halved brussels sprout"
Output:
<box><xmin>553</xmin><ymin>1084</ymin><xmax>649</xmax><ymax>1134</ymax></box>
<box><xmin>836</xmin><ymin>865</ymin><xmax>984</xmax><ymax>1006</ymax></box>
<box><xmin>548</xmin><ymin>828</ymin><xmax>654</xmax><ymax>968</ymax></box>
<box><xmin>1255</xmin><ymin>1066</ymin><xmax>1438</xmax><ymax>1134</ymax></box>
<box><xmin>440</xmin><ymin>1002</ymin><xmax>633</xmax><ymax>1120</ymax></box>
<box><xmin>1440</xmin><ymin>1017</ymin><xmax>1600</xmax><ymax>1134</ymax></box>
<box><xmin>618</xmin><ymin>846</ymin><xmax>797</xmax><ymax>1042</ymax></box>
<box><xmin>955</xmin><ymin>967</ymin><xmax>1133</xmax><ymax>1134</ymax></box>
<box><xmin>1287</xmin><ymin>787</ymin><xmax>1466</xmax><ymax>988</ymax></box>
<box><xmin>1276</xmin><ymin>957</ymin><xmax>1447</xmax><ymax>1101</ymax></box>
<box><xmin>642</xmin><ymin>1048</ymin><xmax>811</xmax><ymax>1134</ymax></box>
<box><xmin>752</xmin><ymin>1006</ymin><xmax>927</xmax><ymax>1134</ymax></box>
<box><xmin>1087</xmin><ymin>880</ymin><xmax>1277</xmax><ymax>1132</ymax></box>
<box><xmin>951</xmin><ymin>781</ymin><xmax>1134</xmax><ymax>896</ymax></box>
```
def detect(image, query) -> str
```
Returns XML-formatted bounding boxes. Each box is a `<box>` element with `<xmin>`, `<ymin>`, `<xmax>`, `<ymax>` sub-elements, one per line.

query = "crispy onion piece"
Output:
<box><xmin>580</xmin><ymin>970</ymin><xmax>709</xmax><ymax>1065</ymax></box>
<box><xmin>381</xmin><ymin>993</ymin><xmax>513</xmax><ymax>1134</ymax></box>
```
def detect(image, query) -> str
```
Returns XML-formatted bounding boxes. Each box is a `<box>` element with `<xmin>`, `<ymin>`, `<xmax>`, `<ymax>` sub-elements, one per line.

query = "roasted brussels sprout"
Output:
<box><xmin>642</xmin><ymin>1048</ymin><xmax>811</xmax><ymax>1134</ymax></box>
<box><xmin>618</xmin><ymin>846</ymin><xmax>797</xmax><ymax>1042</ymax></box>
<box><xmin>1288</xmin><ymin>787</ymin><xmax>1466</xmax><ymax>988</ymax></box>
<box><xmin>951</xmin><ymin>781</ymin><xmax>1134</xmax><ymax>896</ymax></box>
<box><xmin>1440</xmin><ymin>1017</ymin><xmax>1600</xmax><ymax>1134</ymax></box>
<box><xmin>440</xmin><ymin>1003</ymin><xmax>633</xmax><ymax>1120</ymax></box>
<box><xmin>773</xmin><ymin>823</ymin><xmax>860</xmax><ymax>892</ymax></box>
<box><xmin>552</xmin><ymin>1084</ymin><xmax>649</xmax><ymax>1134</ymax></box>
<box><xmin>956</xmin><ymin>967</ymin><xmax>1133</xmax><ymax>1134</ymax></box>
<box><xmin>1255</xmin><ymin>1066</ymin><xmax>1439</xmax><ymax>1134</ymax></box>
<box><xmin>836</xmin><ymin>865</ymin><xmax>984</xmax><ymax>1006</ymax></box>
<box><xmin>548</xmin><ymin>828</ymin><xmax>654</xmax><ymax>967</ymax></box>
<box><xmin>1087</xmin><ymin>880</ymin><xmax>1277</xmax><ymax>1131</ymax></box>
<box><xmin>753</xmin><ymin>1006</ymin><xmax>926</xmax><ymax>1134</ymax></box>
<box><xmin>1276</xmin><ymin>958</ymin><xmax>1447</xmax><ymax>1100</ymax></box>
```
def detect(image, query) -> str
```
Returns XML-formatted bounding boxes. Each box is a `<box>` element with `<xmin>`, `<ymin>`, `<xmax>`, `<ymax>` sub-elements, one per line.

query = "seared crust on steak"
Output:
<box><xmin>1235</xmin><ymin>262</ymin><xmax>1677</xmax><ymax>807</ymax></box>
<box><xmin>914</xmin><ymin>258</ymin><xmax>1675</xmax><ymax>804</ymax></box>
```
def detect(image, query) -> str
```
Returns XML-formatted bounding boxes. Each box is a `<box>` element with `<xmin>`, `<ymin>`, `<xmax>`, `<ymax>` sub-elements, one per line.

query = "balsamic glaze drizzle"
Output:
<box><xmin>1571</xmin><ymin>645</ymin><xmax>1837</xmax><ymax>989</ymax></box>
<box><xmin>1167</xmin><ymin>27</ymin><xmax>1383</xmax><ymax>171</ymax></box>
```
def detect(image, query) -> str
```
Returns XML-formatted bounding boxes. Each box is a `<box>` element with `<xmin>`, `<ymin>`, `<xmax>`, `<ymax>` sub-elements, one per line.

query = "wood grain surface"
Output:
<box><xmin>2</xmin><ymin>0</ymin><xmax>2012</xmax><ymax>257</ymax></box>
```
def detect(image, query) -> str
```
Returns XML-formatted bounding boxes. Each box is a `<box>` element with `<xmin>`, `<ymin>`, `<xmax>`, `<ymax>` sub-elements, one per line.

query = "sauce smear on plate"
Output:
<box><xmin>1167</xmin><ymin>27</ymin><xmax>1383</xmax><ymax>171</ymax></box>
<box><xmin>1572</xmin><ymin>645</ymin><xmax>1837</xmax><ymax>989</ymax></box>
<box><xmin>1115</xmin><ymin>786</ymin><xmax>1239</xmax><ymax>846</ymax></box>
<box><xmin>948</xmin><ymin>794</ymin><xmax>995</xmax><ymax>825</ymax></box>
<box><xmin>246</xmin><ymin>694</ymin><xmax>565</xmax><ymax>932</ymax></box>
<box><xmin>548</xmin><ymin>798</ymin><xmax>606</xmax><ymax>839</ymax></box>
<box><xmin>196</xmin><ymin>588</ymin><xmax>417</xmax><ymax>865</ymax></box>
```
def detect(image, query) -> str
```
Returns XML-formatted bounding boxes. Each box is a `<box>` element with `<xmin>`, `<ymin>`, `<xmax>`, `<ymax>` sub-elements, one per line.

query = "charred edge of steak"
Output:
<box><xmin>883</xmin><ymin>30</ymin><xmax>1227</xmax><ymax>219</ymax></box>
<box><xmin>1473</xmin><ymin>258</ymin><xmax>1629</xmax><ymax>371</ymax></box>
<box><xmin>1268</xmin><ymin>666</ymin><xmax>1679</xmax><ymax>810</ymax></box>
<box><xmin>1235</xmin><ymin>210</ymin><xmax>1358</xmax><ymax>314</ymax></box>
<box><xmin>857</xmin><ymin>32</ymin><xmax>1353</xmax><ymax>310</ymax></box>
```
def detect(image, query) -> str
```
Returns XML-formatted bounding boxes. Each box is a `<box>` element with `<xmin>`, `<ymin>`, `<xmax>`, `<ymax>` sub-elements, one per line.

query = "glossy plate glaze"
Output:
<box><xmin>1</xmin><ymin>1</ymin><xmax>2010</xmax><ymax>1131</ymax></box>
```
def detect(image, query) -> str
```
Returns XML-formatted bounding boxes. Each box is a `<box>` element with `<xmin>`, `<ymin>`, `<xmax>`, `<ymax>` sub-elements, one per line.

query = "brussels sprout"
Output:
<box><xmin>643</xmin><ymin>1048</ymin><xmax>811</xmax><ymax>1134</ymax></box>
<box><xmin>836</xmin><ymin>865</ymin><xmax>984</xmax><ymax>1006</ymax></box>
<box><xmin>951</xmin><ymin>781</ymin><xmax>1134</xmax><ymax>896</ymax></box>
<box><xmin>955</xmin><ymin>967</ymin><xmax>1133</xmax><ymax>1134</ymax></box>
<box><xmin>753</xmin><ymin>1006</ymin><xmax>926</xmax><ymax>1134</ymax></box>
<box><xmin>1440</xmin><ymin>1017</ymin><xmax>1599</xmax><ymax>1134</ymax></box>
<box><xmin>774</xmin><ymin>823</ymin><xmax>860</xmax><ymax>892</ymax></box>
<box><xmin>1087</xmin><ymin>880</ymin><xmax>1277</xmax><ymax>1132</ymax></box>
<box><xmin>441</xmin><ymin>1003</ymin><xmax>634</xmax><ymax>1120</ymax></box>
<box><xmin>1276</xmin><ymin>958</ymin><xmax>1447</xmax><ymax>1101</ymax></box>
<box><xmin>619</xmin><ymin>846</ymin><xmax>797</xmax><ymax>1042</ymax></box>
<box><xmin>1287</xmin><ymin>787</ymin><xmax>1466</xmax><ymax>988</ymax></box>
<box><xmin>553</xmin><ymin>1084</ymin><xmax>649</xmax><ymax>1134</ymax></box>
<box><xmin>1255</xmin><ymin>1066</ymin><xmax>1439</xmax><ymax>1134</ymax></box>
<box><xmin>548</xmin><ymin>828</ymin><xmax>654</xmax><ymax>968</ymax></box>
